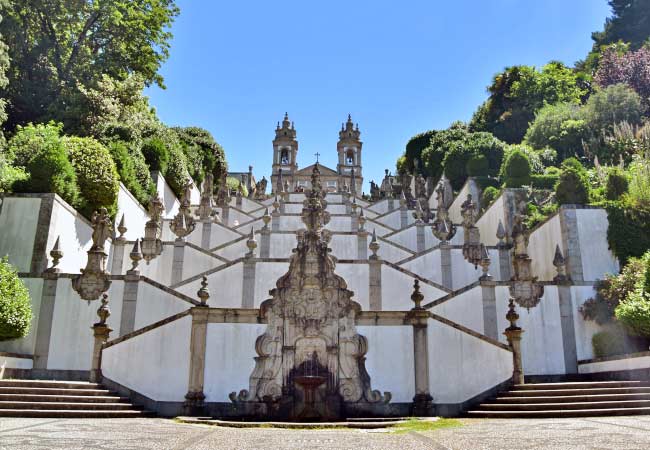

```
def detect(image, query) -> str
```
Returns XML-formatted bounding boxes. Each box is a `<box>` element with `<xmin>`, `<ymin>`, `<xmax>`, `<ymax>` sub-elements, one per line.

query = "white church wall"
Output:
<box><xmin>357</xmin><ymin>326</ymin><xmax>414</xmax><ymax>403</ymax></box>
<box><xmin>115</xmin><ymin>183</ymin><xmax>149</xmax><ymax>241</ymax></box>
<box><xmin>154</xmin><ymin>172</ymin><xmax>180</xmax><ymax>219</ymax></box>
<box><xmin>203</xmin><ymin>323</ymin><xmax>266</xmax><ymax>402</ymax></box>
<box><xmin>431</xmin><ymin>286</ymin><xmax>484</xmax><ymax>334</ymax></box>
<box><xmin>270</xmin><ymin>234</ymin><xmax>298</xmax><ymax>259</ymax></box>
<box><xmin>576</xmin><ymin>209</ymin><xmax>619</xmax><ymax>281</ymax></box>
<box><xmin>381</xmin><ymin>265</ymin><xmax>446</xmax><ymax>310</ymax></box>
<box><xmin>48</xmin><ymin>198</ymin><xmax>94</xmax><ymax>275</ymax></box>
<box><xmin>254</xmin><ymin>262</ymin><xmax>290</xmax><ymax>307</ymax></box>
<box><xmin>528</xmin><ymin>214</ymin><xmax>562</xmax><ymax>282</ymax></box>
<box><xmin>400</xmin><ymin>251</ymin><xmax>443</xmax><ymax>286</ymax></box>
<box><xmin>428</xmin><ymin>317</ymin><xmax>512</xmax><ymax>404</ymax></box>
<box><xmin>572</xmin><ymin>285</ymin><xmax>604</xmax><ymax>361</ymax></box>
<box><xmin>0</xmin><ymin>278</ymin><xmax>43</xmax><ymax>356</ymax></box>
<box><xmin>138</xmin><ymin>244</ymin><xmax>175</xmax><ymax>286</ymax></box>
<box><xmin>336</xmin><ymin>264</ymin><xmax>370</xmax><ymax>310</ymax></box>
<box><xmin>0</xmin><ymin>196</ymin><xmax>40</xmax><ymax>271</ymax></box>
<box><xmin>476</xmin><ymin>195</ymin><xmax>505</xmax><ymax>247</ymax></box>
<box><xmin>177</xmin><ymin>263</ymin><xmax>244</xmax><ymax>308</ymax></box>
<box><xmin>102</xmin><ymin>315</ymin><xmax>191</xmax><ymax>402</ymax></box>
<box><xmin>134</xmin><ymin>282</ymin><xmax>191</xmax><ymax>330</ymax></box>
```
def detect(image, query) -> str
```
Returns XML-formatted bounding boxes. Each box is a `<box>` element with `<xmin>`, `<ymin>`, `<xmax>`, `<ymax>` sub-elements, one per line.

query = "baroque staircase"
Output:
<box><xmin>0</xmin><ymin>379</ymin><xmax>151</xmax><ymax>418</ymax></box>
<box><xmin>468</xmin><ymin>380</ymin><xmax>650</xmax><ymax>418</ymax></box>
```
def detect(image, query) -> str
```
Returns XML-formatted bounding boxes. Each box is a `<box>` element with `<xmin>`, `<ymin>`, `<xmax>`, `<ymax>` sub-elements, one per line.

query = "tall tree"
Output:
<box><xmin>593</xmin><ymin>0</ymin><xmax>650</xmax><ymax>50</ymax></box>
<box><xmin>1</xmin><ymin>0</ymin><xmax>179</xmax><ymax>131</ymax></box>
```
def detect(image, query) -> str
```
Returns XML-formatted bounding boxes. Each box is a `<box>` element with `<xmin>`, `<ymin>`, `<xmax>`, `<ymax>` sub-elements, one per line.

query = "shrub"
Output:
<box><xmin>442</xmin><ymin>142</ymin><xmax>474</xmax><ymax>190</ymax></box>
<box><xmin>605</xmin><ymin>167</ymin><xmax>629</xmax><ymax>201</ymax></box>
<box><xmin>500</xmin><ymin>149</ymin><xmax>531</xmax><ymax>188</ymax></box>
<box><xmin>129</xmin><ymin>146</ymin><xmax>157</xmax><ymax>200</ymax></box>
<box><xmin>615</xmin><ymin>253</ymin><xmax>650</xmax><ymax>338</ymax></box>
<box><xmin>164</xmin><ymin>144</ymin><xmax>190</xmax><ymax>199</ymax></box>
<box><xmin>227</xmin><ymin>176</ymin><xmax>248</xmax><ymax>197</ymax></box>
<box><xmin>466</xmin><ymin>154</ymin><xmax>488</xmax><ymax>177</ymax></box>
<box><xmin>592</xmin><ymin>328</ymin><xmax>628</xmax><ymax>358</ymax></box>
<box><xmin>628</xmin><ymin>150</ymin><xmax>650</xmax><ymax>207</ymax></box>
<box><xmin>9</xmin><ymin>124</ymin><xmax>80</xmax><ymax>207</ymax></box>
<box><xmin>474</xmin><ymin>175</ymin><xmax>501</xmax><ymax>190</ymax></box>
<box><xmin>481</xmin><ymin>186</ymin><xmax>500</xmax><ymax>209</ymax></box>
<box><xmin>64</xmin><ymin>137</ymin><xmax>120</xmax><ymax>217</ymax></box>
<box><xmin>555</xmin><ymin>159</ymin><xmax>589</xmax><ymax>205</ymax></box>
<box><xmin>531</xmin><ymin>174</ymin><xmax>560</xmax><ymax>190</ymax></box>
<box><xmin>0</xmin><ymin>153</ymin><xmax>27</xmax><ymax>192</ymax></box>
<box><xmin>108</xmin><ymin>141</ymin><xmax>151</xmax><ymax>206</ymax></box>
<box><xmin>606</xmin><ymin>202</ymin><xmax>650</xmax><ymax>264</ymax></box>
<box><xmin>524</xmin><ymin>102</ymin><xmax>587</xmax><ymax>161</ymax></box>
<box><xmin>141</xmin><ymin>137</ymin><xmax>170</xmax><ymax>173</ymax></box>
<box><xmin>0</xmin><ymin>257</ymin><xmax>33</xmax><ymax>341</ymax></box>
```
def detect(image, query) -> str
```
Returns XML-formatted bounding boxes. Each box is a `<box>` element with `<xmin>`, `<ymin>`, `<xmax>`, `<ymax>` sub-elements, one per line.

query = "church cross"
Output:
<box><xmin>315</xmin><ymin>152</ymin><xmax>320</xmax><ymax>163</ymax></box>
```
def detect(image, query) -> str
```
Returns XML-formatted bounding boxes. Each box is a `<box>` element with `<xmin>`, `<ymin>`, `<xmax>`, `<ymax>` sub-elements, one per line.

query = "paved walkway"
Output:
<box><xmin>1</xmin><ymin>416</ymin><xmax>650</xmax><ymax>449</ymax></box>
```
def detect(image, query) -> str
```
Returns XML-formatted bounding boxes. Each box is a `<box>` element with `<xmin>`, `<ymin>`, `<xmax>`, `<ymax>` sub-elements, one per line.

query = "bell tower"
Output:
<box><xmin>271</xmin><ymin>112</ymin><xmax>298</xmax><ymax>194</ymax></box>
<box><xmin>337</xmin><ymin>115</ymin><xmax>363</xmax><ymax>194</ymax></box>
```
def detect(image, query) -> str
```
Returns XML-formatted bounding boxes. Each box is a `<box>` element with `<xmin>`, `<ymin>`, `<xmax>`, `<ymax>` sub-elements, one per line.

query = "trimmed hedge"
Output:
<box><xmin>0</xmin><ymin>257</ymin><xmax>33</xmax><ymax>341</ymax></box>
<box><xmin>481</xmin><ymin>186</ymin><xmax>501</xmax><ymax>209</ymax></box>
<box><xmin>165</xmin><ymin>144</ymin><xmax>191</xmax><ymax>199</ymax></box>
<box><xmin>142</xmin><ymin>137</ymin><xmax>170</xmax><ymax>173</ymax></box>
<box><xmin>108</xmin><ymin>141</ymin><xmax>152</xmax><ymax>206</ymax></box>
<box><xmin>501</xmin><ymin>149</ymin><xmax>531</xmax><ymax>188</ymax></box>
<box><xmin>556</xmin><ymin>159</ymin><xmax>589</xmax><ymax>205</ymax></box>
<box><xmin>64</xmin><ymin>137</ymin><xmax>120</xmax><ymax>217</ymax></box>
<box><xmin>605</xmin><ymin>167</ymin><xmax>629</xmax><ymax>201</ymax></box>
<box><xmin>531</xmin><ymin>173</ymin><xmax>560</xmax><ymax>190</ymax></box>
<box><xmin>606</xmin><ymin>202</ymin><xmax>650</xmax><ymax>264</ymax></box>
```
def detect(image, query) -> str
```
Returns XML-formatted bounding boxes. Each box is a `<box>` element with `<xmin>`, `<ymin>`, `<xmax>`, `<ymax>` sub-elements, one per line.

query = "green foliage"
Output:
<box><xmin>592</xmin><ymin>328</ymin><xmax>628</xmax><ymax>358</ymax></box>
<box><xmin>0</xmin><ymin>0</ymin><xmax>10</xmax><ymax>141</ymax></box>
<box><xmin>605</xmin><ymin>167</ymin><xmax>629</xmax><ymax>200</ymax></box>
<box><xmin>555</xmin><ymin>159</ymin><xmax>590</xmax><ymax>205</ymax></box>
<box><xmin>227</xmin><ymin>176</ymin><xmax>248</xmax><ymax>197</ymax></box>
<box><xmin>524</xmin><ymin>102</ymin><xmax>587</xmax><ymax>161</ymax></box>
<box><xmin>466</xmin><ymin>154</ymin><xmax>489</xmax><ymax>177</ymax></box>
<box><xmin>470</xmin><ymin>62</ymin><xmax>586</xmax><ymax>144</ymax></box>
<box><xmin>9</xmin><ymin>123</ymin><xmax>79</xmax><ymax>207</ymax></box>
<box><xmin>523</xmin><ymin>202</ymin><xmax>558</xmax><ymax>229</ymax></box>
<box><xmin>164</xmin><ymin>144</ymin><xmax>190</xmax><ymax>199</ymax></box>
<box><xmin>592</xmin><ymin>0</ymin><xmax>650</xmax><ymax>51</ymax></box>
<box><xmin>0</xmin><ymin>257</ymin><xmax>32</xmax><ymax>341</ymax></box>
<box><xmin>627</xmin><ymin>150</ymin><xmax>650</xmax><ymax>207</ymax></box>
<box><xmin>481</xmin><ymin>186</ymin><xmax>501</xmax><ymax>209</ymax></box>
<box><xmin>396</xmin><ymin>155</ymin><xmax>408</xmax><ymax>175</ymax></box>
<box><xmin>142</xmin><ymin>137</ymin><xmax>170</xmax><ymax>174</ymax></box>
<box><xmin>64</xmin><ymin>137</ymin><xmax>119</xmax><ymax>217</ymax></box>
<box><xmin>108</xmin><ymin>141</ymin><xmax>150</xmax><ymax>206</ymax></box>
<box><xmin>500</xmin><ymin>148</ymin><xmax>531</xmax><ymax>188</ymax></box>
<box><xmin>442</xmin><ymin>143</ymin><xmax>475</xmax><ymax>190</ymax></box>
<box><xmin>403</xmin><ymin>130</ymin><xmax>437</xmax><ymax>174</ymax></box>
<box><xmin>2</xmin><ymin>0</ymin><xmax>180</xmax><ymax>130</ymax></box>
<box><xmin>606</xmin><ymin>202</ymin><xmax>650</xmax><ymax>264</ymax></box>
<box><xmin>173</xmin><ymin>126</ymin><xmax>227</xmax><ymax>184</ymax></box>
<box><xmin>615</xmin><ymin>252</ymin><xmax>650</xmax><ymax>338</ymax></box>
<box><xmin>0</xmin><ymin>153</ymin><xmax>26</xmax><ymax>192</ymax></box>
<box><xmin>421</xmin><ymin>122</ymin><xmax>468</xmax><ymax>181</ymax></box>
<box><xmin>531</xmin><ymin>173</ymin><xmax>560</xmax><ymax>190</ymax></box>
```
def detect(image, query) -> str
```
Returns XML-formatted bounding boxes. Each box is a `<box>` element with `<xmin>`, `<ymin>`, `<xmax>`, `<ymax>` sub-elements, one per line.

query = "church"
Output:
<box><xmin>270</xmin><ymin>113</ymin><xmax>363</xmax><ymax>195</ymax></box>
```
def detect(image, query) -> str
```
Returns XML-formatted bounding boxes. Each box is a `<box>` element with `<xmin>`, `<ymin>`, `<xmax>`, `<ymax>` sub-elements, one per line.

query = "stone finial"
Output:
<box><xmin>479</xmin><ymin>244</ymin><xmax>492</xmax><ymax>281</ymax></box>
<box><xmin>129</xmin><ymin>239</ymin><xmax>142</xmax><ymax>273</ymax></box>
<box><xmin>197</xmin><ymin>276</ymin><xmax>209</xmax><ymax>306</ymax></box>
<box><xmin>116</xmin><ymin>214</ymin><xmax>127</xmax><ymax>241</ymax></box>
<box><xmin>246</xmin><ymin>227</ymin><xmax>257</xmax><ymax>257</ymax></box>
<box><xmin>351</xmin><ymin>197</ymin><xmax>358</xmax><ymax>215</ymax></box>
<box><xmin>358</xmin><ymin>208</ymin><xmax>366</xmax><ymax>232</ymax></box>
<box><xmin>170</xmin><ymin>202</ymin><xmax>196</xmax><ymax>240</ymax></box>
<box><xmin>47</xmin><ymin>236</ymin><xmax>63</xmax><ymax>273</ymax></box>
<box><xmin>553</xmin><ymin>244</ymin><xmax>569</xmax><ymax>283</ymax></box>
<box><xmin>272</xmin><ymin>195</ymin><xmax>280</xmax><ymax>212</ymax></box>
<box><xmin>72</xmin><ymin>209</ymin><xmax>112</xmax><ymax>301</ymax></box>
<box><xmin>262</xmin><ymin>207</ymin><xmax>271</xmax><ymax>229</ymax></box>
<box><xmin>96</xmin><ymin>293</ymin><xmax>111</xmax><ymax>326</ymax></box>
<box><xmin>496</xmin><ymin>220</ymin><xmax>506</xmax><ymax>246</ymax></box>
<box><xmin>369</xmin><ymin>229</ymin><xmax>380</xmax><ymax>259</ymax></box>
<box><xmin>411</xmin><ymin>279</ymin><xmax>424</xmax><ymax>310</ymax></box>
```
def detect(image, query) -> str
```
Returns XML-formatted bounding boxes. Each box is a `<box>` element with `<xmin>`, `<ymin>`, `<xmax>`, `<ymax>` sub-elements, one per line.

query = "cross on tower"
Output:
<box><xmin>315</xmin><ymin>152</ymin><xmax>320</xmax><ymax>163</ymax></box>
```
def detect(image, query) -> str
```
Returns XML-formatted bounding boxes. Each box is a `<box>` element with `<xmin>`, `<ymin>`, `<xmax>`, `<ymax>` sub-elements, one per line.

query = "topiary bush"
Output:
<box><xmin>500</xmin><ymin>148</ymin><xmax>531</xmax><ymax>188</ymax></box>
<box><xmin>0</xmin><ymin>257</ymin><xmax>33</xmax><ymax>341</ymax></box>
<box><xmin>9</xmin><ymin>124</ymin><xmax>80</xmax><ymax>207</ymax></box>
<box><xmin>481</xmin><ymin>186</ymin><xmax>501</xmax><ymax>209</ymax></box>
<box><xmin>141</xmin><ymin>137</ymin><xmax>170</xmax><ymax>174</ymax></box>
<box><xmin>531</xmin><ymin>174</ymin><xmax>560</xmax><ymax>190</ymax></box>
<box><xmin>605</xmin><ymin>167</ymin><xmax>629</xmax><ymax>201</ymax></box>
<box><xmin>466</xmin><ymin>154</ymin><xmax>489</xmax><ymax>177</ymax></box>
<box><xmin>555</xmin><ymin>158</ymin><xmax>590</xmax><ymax>205</ymax></box>
<box><xmin>64</xmin><ymin>137</ymin><xmax>120</xmax><ymax>217</ymax></box>
<box><xmin>164</xmin><ymin>144</ymin><xmax>191</xmax><ymax>199</ymax></box>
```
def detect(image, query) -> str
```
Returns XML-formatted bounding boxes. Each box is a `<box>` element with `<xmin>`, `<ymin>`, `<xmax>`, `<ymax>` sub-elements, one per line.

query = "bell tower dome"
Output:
<box><xmin>337</xmin><ymin>114</ymin><xmax>363</xmax><ymax>194</ymax></box>
<box><xmin>271</xmin><ymin>112</ymin><xmax>298</xmax><ymax>194</ymax></box>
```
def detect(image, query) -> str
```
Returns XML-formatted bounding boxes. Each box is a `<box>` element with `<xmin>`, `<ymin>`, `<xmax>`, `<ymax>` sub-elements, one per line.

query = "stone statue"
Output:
<box><xmin>90</xmin><ymin>208</ymin><xmax>112</xmax><ymax>251</ymax></box>
<box><xmin>255</xmin><ymin>176</ymin><xmax>268</xmax><ymax>199</ymax></box>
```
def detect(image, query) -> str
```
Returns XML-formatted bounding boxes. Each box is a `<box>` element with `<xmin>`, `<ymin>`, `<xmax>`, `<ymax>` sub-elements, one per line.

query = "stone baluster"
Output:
<box><xmin>260</xmin><ymin>208</ymin><xmax>271</xmax><ymax>258</ymax></box>
<box><xmin>399</xmin><ymin>191</ymin><xmax>408</xmax><ymax>229</ymax></box>
<box><xmin>504</xmin><ymin>298</ymin><xmax>524</xmax><ymax>385</ymax></box>
<box><xmin>271</xmin><ymin>196</ymin><xmax>281</xmax><ymax>232</ymax></box>
<box><xmin>479</xmin><ymin>245</ymin><xmax>498</xmax><ymax>340</ymax></box>
<box><xmin>416</xmin><ymin>220</ymin><xmax>426</xmax><ymax>253</ymax></box>
<box><xmin>242</xmin><ymin>228</ymin><xmax>257</xmax><ymax>308</ymax></box>
<box><xmin>406</xmin><ymin>280</ymin><xmax>433</xmax><ymax>416</ymax></box>
<box><xmin>90</xmin><ymin>294</ymin><xmax>112</xmax><ymax>383</ymax></box>
<box><xmin>34</xmin><ymin>238</ymin><xmax>63</xmax><ymax>372</ymax></box>
<box><xmin>496</xmin><ymin>220</ymin><xmax>512</xmax><ymax>281</ymax></box>
<box><xmin>357</xmin><ymin>209</ymin><xmax>368</xmax><ymax>260</ymax></box>
<box><xmin>368</xmin><ymin>229</ymin><xmax>382</xmax><ymax>310</ymax></box>
<box><xmin>184</xmin><ymin>276</ymin><xmax>210</xmax><ymax>416</ymax></box>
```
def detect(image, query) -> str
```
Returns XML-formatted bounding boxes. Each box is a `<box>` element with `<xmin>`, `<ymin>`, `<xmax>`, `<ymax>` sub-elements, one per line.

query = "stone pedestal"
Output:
<box><xmin>260</xmin><ymin>228</ymin><xmax>271</xmax><ymax>258</ymax></box>
<box><xmin>201</xmin><ymin>220</ymin><xmax>212</xmax><ymax>249</ymax></box>
<box><xmin>416</xmin><ymin>223</ymin><xmax>426</xmax><ymax>253</ymax></box>
<box><xmin>119</xmin><ymin>272</ymin><xmax>140</xmax><ymax>336</ymax></box>
<box><xmin>558</xmin><ymin>284</ymin><xmax>578</xmax><ymax>374</ymax></box>
<box><xmin>400</xmin><ymin>206</ymin><xmax>408</xmax><ymax>229</ymax></box>
<box><xmin>184</xmin><ymin>307</ymin><xmax>209</xmax><ymax>416</ymax></box>
<box><xmin>90</xmin><ymin>323</ymin><xmax>112</xmax><ymax>383</ymax></box>
<box><xmin>271</xmin><ymin>211</ymin><xmax>281</xmax><ymax>232</ymax></box>
<box><xmin>439</xmin><ymin>243</ymin><xmax>453</xmax><ymax>290</ymax></box>
<box><xmin>480</xmin><ymin>280</ymin><xmax>498</xmax><ymax>340</ymax></box>
<box><xmin>242</xmin><ymin>258</ymin><xmax>256</xmax><ymax>308</ymax></box>
<box><xmin>110</xmin><ymin>240</ymin><xmax>127</xmax><ymax>275</ymax></box>
<box><xmin>171</xmin><ymin>238</ymin><xmax>185</xmax><ymax>285</ymax></box>
<box><xmin>406</xmin><ymin>302</ymin><xmax>433</xmax><ymax>416</ymax></box>
<box><xmin>497</xmin><ymin>244</ymin><xmax>512</xmax><ymax>282</ymax></box>
<box><xmin>368</xmin><ymin>258</ymin><xmax>382</xmax><ymax>310</ymax></box>
<box><xmin>34</xmin><ymin>272</ymin><xmax>59</xmax><ymax>370</ymax></box>
<box><xmin>504</xmin><ymin>326</ymin><xmax>524</xmax><ymax>385</ymax></box>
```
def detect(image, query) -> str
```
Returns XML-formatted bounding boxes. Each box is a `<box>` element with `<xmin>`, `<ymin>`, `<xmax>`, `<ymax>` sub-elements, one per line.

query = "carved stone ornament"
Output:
<box><xmin>509</xmin><ymin>215</ymin><xmax>544</xmax><ymax>311</ymax></box>
<box><xmin>255</xmin><ymin>176</ymin><xmax>268</xmax><ymax>200</ymax></box>
<box><xmin>72</xmin><ymin>208</ymin><xmax>112</xmax><ymax>301</ymax></box>
<box><xmin>141</xmin><ymin>196</ymin><xmax>164</xmax><ymax>264</ymax></box>
<box><xmin>230</xmin><ymin>163</ymin><xmax>390</xmax><ymax>420</ymax></box>
<box><xmin>170</xmin><ymin>181</ymin><xmax>197</xmax><ymax>239</ymax></box>
<box><xmin>196</xmin><ymin>173</ymin><xmax>216</xmax><ymax>221</ymax></box>
<box><xmin>431</xmin><ymin>181</ymin><xmax>456</xmax><ymax>243</ymax></box>
<box><xmin>461</xmin><ymin>194</ymin><xmax>483</xmax><ymax>267</ymax></box>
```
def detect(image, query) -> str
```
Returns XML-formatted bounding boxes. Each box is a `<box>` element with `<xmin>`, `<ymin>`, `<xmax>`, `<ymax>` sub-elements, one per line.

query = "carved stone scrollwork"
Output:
<box><xmin>170</xmin><ymin>181</ymin><xmax>197</xmax><ymax>239</ymax></box>
<box><xmin>72</xmin><ymin>208</ymin><xmax>112</xmax><ymax>301</ymax></box>
<box><xmin>196</xmin><ymin>173</ymin><xmax>216</xmax><ymax>221</ymax></box>
<box><xmin>509</xmin><ymin>215</ymin><xmax>544</xmax><ymax>311</ymax></box>
<box><xmin>461</xmin><ymin>194</ymin><xmax>483</xmax><ymax>267</ymax></box>
<box><xmin>141</xmin><ymin>196</ymin><xmax>164</xmax><ymax>264</ymax></box>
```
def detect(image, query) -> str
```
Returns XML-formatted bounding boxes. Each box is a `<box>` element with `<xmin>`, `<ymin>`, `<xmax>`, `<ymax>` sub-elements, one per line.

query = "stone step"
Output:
<box><xmin>0</xmin><ymin>380</ymin><xmax>102</xmax><ymax>390</ymax></box>
<box><xmin>0</xmin><ymin>401</ymin><xmax>136</xmax><ymax>411</ymax></box>
<box><xmin>0</xmin><ymin>394</ymin><xmax>129</xmax><ymax>403</ymax></box>
<box><xmin>495</xmin><ymin>393</ymin><xmax>650</xmax><ymax>404</ymax></box>
<box><xmin>0</xmin><ymin>409</ymin><xmax>151</xmax><ymax>418</ymax></box>
<box><xmin>478</xmin><ymin>399</ymin><xmax>650</xmax><ymax>411</ymax></box>
<box><xmin>501</xmin><ymin>387</ymin><xmax>650</xmax><ymax>397</ymax></box>
<box><xmin>513</xmin><ymin>381</ymin><xmax>650</xmax><ymax>391</ymax></box>
<box><xmin>467</xmin><ymin>407</ymin><xmax>650</xmax><ymax>419</ymax></box>
<box><xmin>0</xmin><ymin>387</ymin><xmax>113</xmax><ymax>396</ymax></box>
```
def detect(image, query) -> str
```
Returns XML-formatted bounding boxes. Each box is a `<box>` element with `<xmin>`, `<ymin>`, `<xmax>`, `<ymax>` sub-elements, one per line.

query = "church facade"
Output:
<box><xmin>270</xmin><ymin>113</ymin><xmax>363</xmax><ymax>195</ymax></box>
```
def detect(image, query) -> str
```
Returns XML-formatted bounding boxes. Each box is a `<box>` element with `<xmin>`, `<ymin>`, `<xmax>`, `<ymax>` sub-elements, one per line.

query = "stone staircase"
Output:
<box><xmin>468</xmin><ymin>381</ymin><xmax>650</xmax><ymax>418</ymax></box>
<box><xmin>0</xmin><ymin>379</ymin><xmax>151</xmax><ymax>418</ymax></box>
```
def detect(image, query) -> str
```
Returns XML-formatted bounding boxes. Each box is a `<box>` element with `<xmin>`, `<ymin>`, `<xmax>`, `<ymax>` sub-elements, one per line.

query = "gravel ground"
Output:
<box><xmin>1</xmin><ymin>416</ymin><xmax>650</xmax><ymax>449</ymax></box>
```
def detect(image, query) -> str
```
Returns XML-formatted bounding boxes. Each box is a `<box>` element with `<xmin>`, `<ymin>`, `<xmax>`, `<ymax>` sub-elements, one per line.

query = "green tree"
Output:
<box><xmin>555</xmin><ymin>158</ymin><xmax>590</xmax><ymax>205</ymax></box>
<box><xmin>173</xmin><ymin>126</ymin><xmax>227</xmax><ymax>185</ymax></box>
<box><xmin>593</xmin><ymin>1</ymin><xmax>650</xmax><ymax>51</ymax></box>
<box><xmin>401</xmin><ymin>130</ymin><xmax>437</xmax><ymax>174</ymax></box>
<box><xmin>0</xmin><ymin>257</ymin><xmax>32</xmax><ymax>341</ymax></box>
<box><xmin>0</xmin><ymin>0</ymin><xmax>10</xmax><ymax>147</ymax></box>
<box><xmin>500</xmin><ymin>148</ymin><xmax>532</xmax><ymax>188</ymax></box>
<box><xmin>524</xmin><ymin>102</ymin><xmax>588</xmax><ymax>161</ymax></box>
<box><xmin>1</xmin><ymin>0</ymin><xmax>179</xmax><ymax>130</ymax></box>
<box><xmin>470</xmin><ymin>62</ymin><xmax>586</xmax><ymax>144</ymax></box>
<box><xmin>421</xmin><ymin>122</ymin><xmax>468</xmax><ymax>181</ymax></box>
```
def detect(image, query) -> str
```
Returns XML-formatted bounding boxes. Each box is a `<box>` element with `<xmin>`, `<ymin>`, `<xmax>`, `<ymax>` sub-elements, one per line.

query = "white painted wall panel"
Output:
<box><xmin>0</xmin><ymin>197</ymin><xmax>40</xmax><ymax>271</ymax></box>
<box><xmin>576</xmin><ymin>209</ymin><xmax>619</xmax><ymax>281</ymax></box>
<box><xmin>432</xmin><ymin>286</ymin><xmax>484</xmax><ymax>334</ymax></box>
<box><xmin>135</xmin><ymin>282</ymin><xmax>191</xmax><ymax>330</ymax></box>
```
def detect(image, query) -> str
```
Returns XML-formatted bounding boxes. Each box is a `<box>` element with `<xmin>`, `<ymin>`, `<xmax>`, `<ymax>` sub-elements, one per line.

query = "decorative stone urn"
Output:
<box><xmin>230</xmin><ymin>163</ymin><xmax>390</xmax><ymax>420</ymax></box>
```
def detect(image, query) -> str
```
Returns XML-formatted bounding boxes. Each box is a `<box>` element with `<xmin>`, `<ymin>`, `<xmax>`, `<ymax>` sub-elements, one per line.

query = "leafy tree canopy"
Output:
<box><xmin>593</xmin><ymin>0</ymin><xmax>650</xmax><ymax>51</ymax></box>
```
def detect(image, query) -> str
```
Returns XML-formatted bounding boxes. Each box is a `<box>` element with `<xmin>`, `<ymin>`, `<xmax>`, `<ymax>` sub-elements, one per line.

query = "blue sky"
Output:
<box><xmin>146</xmin><ymin>0</ymin><xmax>611</xmax><ymax>192</ymax></box>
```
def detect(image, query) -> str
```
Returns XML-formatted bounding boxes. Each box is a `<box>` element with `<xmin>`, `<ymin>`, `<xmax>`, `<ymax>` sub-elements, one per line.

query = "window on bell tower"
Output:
<box><xmin>280</xmin><ymin>149</ymin><xmax>289</xmax><ymax>165</ymax></box>
<box><xmin>345</xmin><ymin>149</ymin><xmax>354</xmax><ymax>165</ymax></box>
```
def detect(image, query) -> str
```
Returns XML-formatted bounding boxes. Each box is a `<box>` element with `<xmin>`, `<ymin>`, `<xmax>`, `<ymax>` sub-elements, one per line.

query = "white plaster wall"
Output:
<box><xmin>330</xmin><ymin>235</ymin><xmax>358</xmax><ymax>260</ymax></box>
<box><xmin>495</xmin><ymin>286</ymin><xmax>566</xmax><ymax>375</ymax></box>
<box><xmin>270</xmin><ymin>234</ymin><xmax>298</xmax><ymax>258</ymax></box>
<box><xmin>134</xmin><ymin>282</ymin><xmax>192</xmax><ymax>330</ymax></box>
<box><xmin>216</xmin><ymin>238</ymin><xmax>248</xmax><ymax>261</ymax></box>
<box><xmin>326</xmin><ymin>216</ymin><xmax>355</xmax><ymax>232</ymax></box>
<box><xmin>367</xmin><ymin>199</ymin><xmax>391</xmax><ymax>215</ymax></box>
<box><xmin>572</xmin><ymin>285</ymin><xmax>605</xmax><ymax>361</ymax></box>
<box><xmin>0</xmin><ymin>355</ymin><xmax>33</xmax><ymax>374</ymax></box>
<box><xmin>283</xmin><ymin>204</ymin><xmax>303</xmax><ymax>214</ymax></box>
<box><xmin>227</xmin><ymin>209</ymin><xmax>255</xmax><ymax>228</ymax></box>
<box><xmin>177</xmin><ymin>263</ymin><xmax>243</xmax><ymax>308</ymax></box>
<box><xmin>428</xmin><ymin>317</ymin><xmax>513</xmax><ymax>404</ymax></box>
<box><xmin>102</xmin><ymin>315</ymin><xmax>191</xmax><ymax>401</ymax></box>
<box><xmin>450</xmin><ymin>249</ymin><xmax>495</xmax><ymax>289</ymax></box>
<box><xmin>381</xmin><ymin>265</ymin><xmax>446</xmax><ymax>310</ymax></box>
<box><xmin>476</xmin><ymin>195</ymin><xmax>505</xmax><ymax>247</ymax></box>
<box><xmin>207</xmin><ymin>224</ymin><xmax>243</xmax><ymax>250</ymax></box>
<box><xmin>327</xmin><ymin>204</ymin><xmax>347</xmax><ymax>215</ymax></box>
<box><xmin>363</xmin><ymin>221</ymin><xmax>393</xmax><ymax>237</ymax></box>
<box><xmin>0</xmin><ymin>278</ymin><xmax>43</xmax><ymax>356</ymax></box>
<box><xmin>374</xmin><ymin>210</ymin><xmax>403</xmax><ymax>230</ymax></box>
<box><xmin>579</xmin><ymin>355</ymin><xmax>650</xmax><ymax>374</ymax></box>
<box><xmin>182</xmin><ymin>247</ymin><xmax>222</xmax><ymax>280</ymax></box>
<box><xmin>376</xmin><ymin>240</ymin><xmax>412</xmax><ymax>262</ymax></box>
<box><xmin>357</xmin><ymin>326</ymin><xmax>414</xmax><ymax>403</ymax></box>
<box><xmin>401</xmin><ymin>251</ymin><xmax>443</xmax><ymax>286</ymax></box>
<box><xmin>47</xmin><ymin>199</ymin><xmax>94</xmax><ymax>275</ymax></box>
<box><xmin>253</xmin><ymin>262</ymin><xmax>289</xmax><ymax>308</ymax></box>
<box><xmin>431</xmin><ymin>286</ymin><xmax>484</xmax><ymax>334</ymax></box>
<box><xmin>154</xmin><ymin>172</ymin><xmax>180</xmax><ymax>219</ymax></box>
<box><xmin>138</xmin><ymin>244</ymin><xmax>175</xmax><ymax>286</ymax></box>
<box><xmin>385</xmin><ymin>227</ymin><xmax>419</xmax><ymax>253</ymax></box>
<box><xmin>47</xmin><ymin>281</ymin><xmax>124</xmax><ymax>371</ymax></box>
<box><xmin>115</xmin><ymin>184</ymin><xmax>149</xmax><ymax>241</ymax></box>
<box><xmin>528</xmin><ymin>214</ymin><xmax>562</xmax><ymax>282</ymax></box>
<box><xmin>336</xmin><ymin>264</ymin><xmax>370</xmax><ymax>310</ymax></box>
<box><xmin>448</xmin><ymin>183</ymin><xmax>471</xmax><ymax>225</ymax></box>
<box><xmin>576</xmin><ymin>209</ymin><xmax>619</xmax><ymax>281</ymax></box>
<box><xmin>0</xmin><ymin>197</ymin><xmax>40</xmax><ymax>271</ymax></box>
<box><xmin>203</xmin><ymin>323</ymin><xmax>266</xmax><ymax>402</ymax></box>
